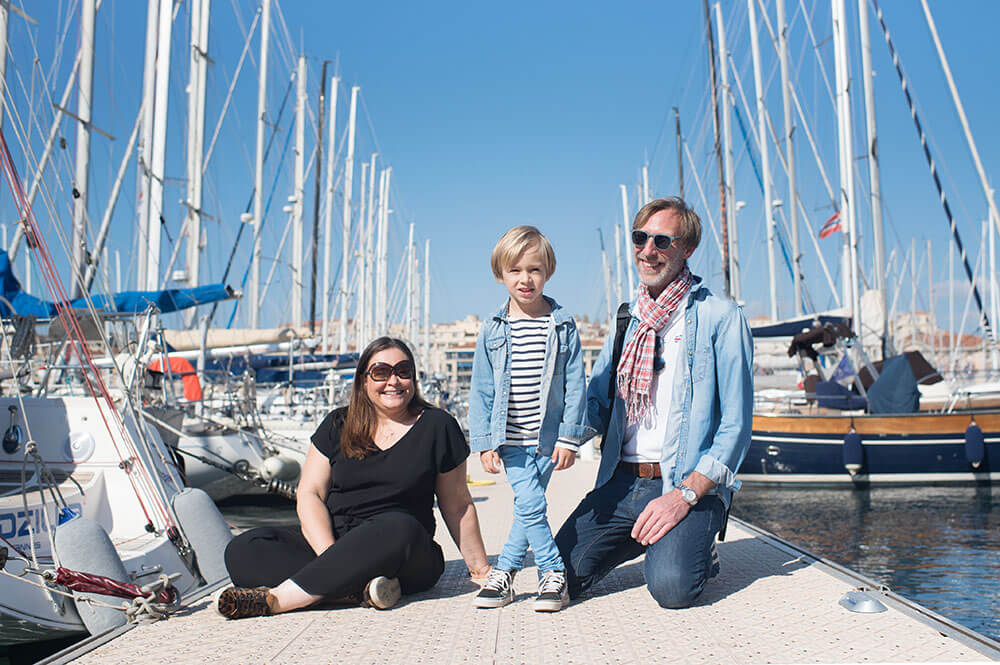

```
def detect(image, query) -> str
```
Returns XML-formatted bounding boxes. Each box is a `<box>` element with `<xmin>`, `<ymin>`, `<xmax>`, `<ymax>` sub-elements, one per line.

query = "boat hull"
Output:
<box><xmin>741</xmin><ymin>412</ymin><xmax>1000</xmax><ymax>486</ymax></box>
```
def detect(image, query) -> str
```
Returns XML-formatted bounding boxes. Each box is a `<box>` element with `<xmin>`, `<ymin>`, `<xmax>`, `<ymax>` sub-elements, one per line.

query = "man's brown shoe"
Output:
<box><xmin>216</xmin><ymin>586</ymin><xmax>273</xmax><ymax>619</ymax></box>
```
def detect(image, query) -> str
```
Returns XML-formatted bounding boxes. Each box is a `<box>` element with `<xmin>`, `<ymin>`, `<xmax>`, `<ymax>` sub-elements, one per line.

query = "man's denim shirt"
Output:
<box><xmin>587</xmin><ymin>276</ymin><xmax>754</xmax><ymax>507</ymax></box>
<box><xmin>468</xmin><ymin>296</ymin><xmax>597</xmax><ymax>456</ymax></box>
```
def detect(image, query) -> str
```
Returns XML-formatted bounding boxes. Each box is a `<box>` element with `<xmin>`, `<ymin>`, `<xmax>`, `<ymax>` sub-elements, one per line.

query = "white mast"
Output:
<box><xmin>0</xmin><ymin>3</ymin><xmax>7</xmax><ymax>130</ymax></box>
<box><xmin>715</xmin><ymin>2</ymin><xmax>739</xmax><ymax>302</ymax></box>
<box><xmin>321</xmin><ymin>76</ymin><xmax>339</xmax><ymax>350</ymax></box>
<box><xmin>70</xmin><ymin>0</ymin><xmax>96</xmax><ymax>297</ymax></box>
<box><xmin>776</xmin><ymin>0</ymin><xmax>800</xmax><ymax>316</ymax></box>
<box><xmin>619</xmin><ymin>184</ymin><xmax>634</xmax><ymax>299</ymax></box>
<box><xmin>858</xmin><ymin>0</ymin><xmax>886</xmax><ymax>348</ymax></box>
<box><xmin>364</xmin><ymin>153</ymin><xmax>378</xmax><ymax>341</ymax></box>
<box><xmin>423</xmin><ymin>239</ymin><xmax>430</xmax><ymax>369</ymax></box>
<box><xmin>338</xmin><ymin>86</ymin><xmax>359</xmax><ymax>352</ymax></box>
<box><xmin>598</xmin><ymin>229</ymin><xmax>613</xmax><ymax>323</ymax></box>
<box><xmin>641</xmin><ymin>165</ymin><xmax>650</xmax><ymax>203</ymax></box>
<box><xmin>747</xmin><ymin>0</ymin><xmax>777</xmax><ymax>320</ymax></box>
<box><xmin>136</xmin><ymin>0</ymin><xmax>158</xmax><ymax>289</ymax></box>
<box><xmin>144</xmin><ymin>0</ymin><xmax>174</xmax><ymax>291</ymax></box>
<box><xmin>406</xmin><ymin>222</ymin><xmax>415</xmax><ymax>341</ymax></box>
<box><xmin>291</xmin><ymin>56</ymin><xmax>306</xmax><ymax>328</ymax></box>
<box><xmin>613</xmin><ymin>225</ymin><xmax>623</xmax><ymax>304</ymax></box>
<box><xmin>184</xmin><ymin>0</ymin><xmax>210</xmax><ymax>319</ymax></box>
<box><xmin>376</xmin><ymin>167</ymin><xmax>392</xmax><ymax>333</ymax></box>
<box><xmin>250</xmin><ymin>0</ymin><xmax>271</xmax><ymax>327</ymax></box>
<box><xmin>832</xmin><ymin>0</ymin><xmax>862</xmax><ymax>336</ymax></box>
<box><xmin>355</xmin><ymin>162</ymin><xmax>368</xmax><ymax>351</ymax></box>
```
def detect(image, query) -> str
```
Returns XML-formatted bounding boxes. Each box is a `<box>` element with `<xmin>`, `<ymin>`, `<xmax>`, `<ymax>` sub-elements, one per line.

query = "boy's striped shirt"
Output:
<box><xmin>504</xmin><ymin>316</ymin><xmax>578</xmax><ymax>451</ymax></box>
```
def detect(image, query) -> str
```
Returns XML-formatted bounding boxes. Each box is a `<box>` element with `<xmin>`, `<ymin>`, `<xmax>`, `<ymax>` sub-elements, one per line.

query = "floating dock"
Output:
<box><xmin>43</xmin><ymin>459</ymin><xmax>1000</xmax><ymax>664</ymax></box>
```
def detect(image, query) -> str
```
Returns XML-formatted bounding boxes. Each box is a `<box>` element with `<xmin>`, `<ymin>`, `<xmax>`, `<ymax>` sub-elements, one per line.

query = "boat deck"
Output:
<box><xmin>45</xmin><ymin>460</ymin><xmax>1000</xmax><ymax>664</ymax></box>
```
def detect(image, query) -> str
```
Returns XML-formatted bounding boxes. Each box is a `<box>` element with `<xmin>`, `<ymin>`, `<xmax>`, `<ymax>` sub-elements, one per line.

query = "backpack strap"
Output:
<box><xmin>607</xmin><ymin>302</ymin><xmax>632</xmax><ymax>404</ymax></box>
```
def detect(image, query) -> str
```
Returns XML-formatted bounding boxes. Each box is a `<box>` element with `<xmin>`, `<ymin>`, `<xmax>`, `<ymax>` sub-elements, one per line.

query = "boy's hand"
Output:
<box><xmin>552</xmin><ymin>447</ymin><xmax>576</xmax><ymax>471</ymax></box>
<box><xmin>480</xmin><ymin>450</ymin><xmax>502</xmax><ymax>474</ymax></box>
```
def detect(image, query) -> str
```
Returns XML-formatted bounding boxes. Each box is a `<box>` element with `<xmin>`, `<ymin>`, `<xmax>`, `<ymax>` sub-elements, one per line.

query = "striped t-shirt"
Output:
<box><xmin>504</xmin><ymin>316</ymin><xmax>550</xmax><ymax>446</ymax></box>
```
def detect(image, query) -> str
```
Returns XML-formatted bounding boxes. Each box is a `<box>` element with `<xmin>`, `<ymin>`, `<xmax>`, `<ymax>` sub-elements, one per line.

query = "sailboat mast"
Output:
<box><xmin>70</xmin><ymin>0</ymin><xmax>96</xmax><ymax>297</ymax></box>
<box><xmin>406</xmin><ymin>223</ymin><xmax>415</xmax><ymax>341</ymax></box>
<box><xmin>291</xmin><ymin>56</ymin><xmax>306</xmax><ymax>328</ymax></box>
<box><xmin>310</xmin><ymin>62</ymin><xmax>328</xmax><ymax>338</ymax></box>
<box><xmin>775</xmin><ymin>0</ymin><xmax>799</xmax><ymax>315</ymax></box>
<box><xmin>857</xmin><ymin>0</ymin><xmax>886</xmax><ymax>353</ymax></box>
<box><xmin>355</xmin><ymin>163</ymin><xmax>368</xmax><ymax>350</ymax></box>
<box><xmin>423</xmin><ymin>239</ymin><xmax>430</xmax><ymax>368</ymax></box>
<box><xmin>145</xmin><ymin>0</ymin><xmax>174</xmax><ymax>291</ymax></box>
<box><xmin>598</xmin><ymin>229</ymin><xmax>613</xmax><ymax>323</ymax></box>
<box><xmin>703</xmin><ymin>0</ymin><xmax>730</xmax><ymax>299</ymax></box>
<box><xmin>673</xmin><ymin>108</ymin><xmax>683</xmax><ymax>200</ymax></box>
<box><xmin>0</xmin><ymin>4</ymin><xmax>7</xmax><ymax>130</ymax></box>
<box><xmin>747</xmin><ymin>0</ymin><xmax>777</xmax><ymax>321</ymax></box>
<box><xmin>619</xmin><ymin>184</ymin><xmax>634</xmax><ymax>300</ymax></box>
<box><xmin>321</xmin><ymin>76</ymin><xmax>339</xmax><ymax>350</ymax></box>
<box><xmin>184</xmin><ymin>0</ymin><xmax>210</xmax><ymax>303</ymax></box>
<box><xmin>136</xmin><ymin>0</ymin><xmax>157</xmax><ymax>290</ymax></box>
<box><xmin>339</xmin><ymin>86</ymin><xmax>359</xmax><ymax>352</ymax></box>
<box><xmin>250</xmin><ymin>0</ymin><xmax>271</xmax><ymax>327</ymax></box>
<box><xmin>715</xmin><ymin>2</ymin><xmax>739</xmax><ymax>302</ymax></box>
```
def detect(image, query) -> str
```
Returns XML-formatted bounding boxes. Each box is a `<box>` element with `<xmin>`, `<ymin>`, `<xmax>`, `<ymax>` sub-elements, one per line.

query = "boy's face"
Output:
<box><xmin>501</xmin><ymin>245</ymin><xmax>549</xmax><ymax>315</ymax></box>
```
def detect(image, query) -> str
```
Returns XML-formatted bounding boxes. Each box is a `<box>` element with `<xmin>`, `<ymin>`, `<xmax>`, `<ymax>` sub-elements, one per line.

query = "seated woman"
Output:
<box><xmin>219</xmin><ymin>337</ymin><xmax>490</xmax><ymax>618</ymax></box>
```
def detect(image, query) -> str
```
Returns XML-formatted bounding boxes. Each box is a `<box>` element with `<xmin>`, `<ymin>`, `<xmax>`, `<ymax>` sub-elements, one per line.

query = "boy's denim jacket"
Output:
<box><xmin>586</xmin><ymin>276</ymin><xmax>754</xmax><ymax>507</ymax></box>
<box><xmin>468</xmin><ymin>296</ymin><xmax>597</xmax><ymax>456</ymax></box>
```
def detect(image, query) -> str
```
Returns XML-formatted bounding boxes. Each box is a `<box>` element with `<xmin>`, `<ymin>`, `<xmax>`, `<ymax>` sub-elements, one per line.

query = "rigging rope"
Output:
<box><xmin>869</xmin><ymin>0</ymin><xmax>990</xmax><ymax>335</ymax></box>
<box><xmin>0</xmin><ymin>129</ymin><xmax>172</xmax><ymax>530</ymax></box>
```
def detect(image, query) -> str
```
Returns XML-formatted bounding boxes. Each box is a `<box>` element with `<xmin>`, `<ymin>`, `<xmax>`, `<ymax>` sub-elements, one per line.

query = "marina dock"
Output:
<box><xmin>44</xmin><ymin>460</ymin><xmax>1000</xmax><ymax>664</ymax></box>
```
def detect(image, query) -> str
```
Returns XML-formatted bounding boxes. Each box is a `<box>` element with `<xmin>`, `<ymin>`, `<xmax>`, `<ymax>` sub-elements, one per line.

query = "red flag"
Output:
<box><xmin>818</xmin><ymin>210</ymin><xmax>842</xmax><ymax>239</ymax></box>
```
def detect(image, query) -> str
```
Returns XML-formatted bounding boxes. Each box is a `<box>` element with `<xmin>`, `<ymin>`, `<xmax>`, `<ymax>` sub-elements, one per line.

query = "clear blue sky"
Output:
<box><xmin>4</xmin><ymin>0</ymin><xmax>1000</xmax><ymax>333</ymax></box>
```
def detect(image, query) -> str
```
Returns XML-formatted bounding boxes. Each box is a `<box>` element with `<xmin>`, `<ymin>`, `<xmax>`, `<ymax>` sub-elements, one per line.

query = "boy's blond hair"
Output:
<box><xmin>490</xmin><ymin>226</ymin><xmax>557</xmax><ymax>279</ymax></box>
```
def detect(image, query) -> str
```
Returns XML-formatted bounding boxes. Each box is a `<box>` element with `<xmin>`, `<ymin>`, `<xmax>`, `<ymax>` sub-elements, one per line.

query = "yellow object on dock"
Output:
<box><xmin>55</xmin><ymin>460</ymin><xmax>1000</xmax><ymax>664</ymax></box>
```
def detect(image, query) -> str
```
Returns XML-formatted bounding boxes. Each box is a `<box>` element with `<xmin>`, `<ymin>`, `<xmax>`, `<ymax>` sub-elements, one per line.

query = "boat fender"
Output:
<box><xmin>171</xmin><ymin>488</ymin><xmax>233</xmax><ymax>585</ymax></box>
<box><xmin>964</xmin><ymin>423</ymin><xmax>985</xmax><ymax>469</ymax></box>
<box><xmin>53</xmin><ymin>516</ymin><xmax>129</xmax><ymax>635</ymax></box>
<box><xmin>261</xmin><ymin>454</ymin><xmax>300</xmax><ymax>481</ymax></box>
<box><xmin>842</xmin><ymin>431</ymin><xmax>864</xmax><ymax>475</ymax></box>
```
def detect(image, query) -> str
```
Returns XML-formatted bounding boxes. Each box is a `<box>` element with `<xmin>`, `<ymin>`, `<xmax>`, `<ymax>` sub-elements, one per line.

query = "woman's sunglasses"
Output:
<box><xmin>366</xmin><ymin>360</ymin><xmax>415</xmax><ymax>382</ymax></box>
<box><xmin>632</xmin><ymin>230</ymin><xmax>680</xmax><ymax>251</ymax></box>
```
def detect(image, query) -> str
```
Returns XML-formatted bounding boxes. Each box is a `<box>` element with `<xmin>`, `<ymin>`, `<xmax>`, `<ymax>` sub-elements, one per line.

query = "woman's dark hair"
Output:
<box><xmin>340</xmin><ymin>337</ymin><xmax>431</xmax><ymax>459</ymax></box>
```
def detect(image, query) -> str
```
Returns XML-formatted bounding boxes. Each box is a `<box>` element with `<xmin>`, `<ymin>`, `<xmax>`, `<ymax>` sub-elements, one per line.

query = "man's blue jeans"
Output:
<box><xmin>554</xmin><ymin>464</ymin><xmax>724</xmax><ymax>608</ymax></box>
<box><xmin>496</xmin><ymin>445</ymin><xmax>564</xmax><ymax>573</ymax></box>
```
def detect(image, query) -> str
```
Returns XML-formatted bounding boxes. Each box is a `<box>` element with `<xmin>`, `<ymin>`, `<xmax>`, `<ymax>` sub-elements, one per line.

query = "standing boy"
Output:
<box><xmin>469</xmin><ymin>225</ymin><xmax>594</xmax><ymax>612</ymax></box>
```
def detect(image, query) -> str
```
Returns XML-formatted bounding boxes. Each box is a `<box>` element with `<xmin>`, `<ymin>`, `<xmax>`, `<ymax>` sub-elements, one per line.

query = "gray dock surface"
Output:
<box><xmin>55</xmin><ymin>459</ymin><xmax>1000</xmax><ymax>664</ymax></box>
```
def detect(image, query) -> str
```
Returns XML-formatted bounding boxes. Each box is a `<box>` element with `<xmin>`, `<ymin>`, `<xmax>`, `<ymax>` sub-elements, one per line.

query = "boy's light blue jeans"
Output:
<box><xmin>496</xmin><ymin>445</ymin><xmax>564</xmax><ymax>574</ymax></box>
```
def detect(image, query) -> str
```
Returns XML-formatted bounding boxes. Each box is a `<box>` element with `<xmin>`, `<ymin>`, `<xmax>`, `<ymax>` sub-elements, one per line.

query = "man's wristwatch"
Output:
<box><xmin>677</xmin><ymin>483</ymin><xmax>699</xmax><ymax>506</ymax></box>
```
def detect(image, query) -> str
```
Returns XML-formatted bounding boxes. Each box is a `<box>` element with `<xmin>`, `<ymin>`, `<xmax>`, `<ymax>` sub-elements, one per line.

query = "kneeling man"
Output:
<box><xmin>555</xmin><ymin>197</ymin><xmax>753</xmax><ymax>608</ymax></box>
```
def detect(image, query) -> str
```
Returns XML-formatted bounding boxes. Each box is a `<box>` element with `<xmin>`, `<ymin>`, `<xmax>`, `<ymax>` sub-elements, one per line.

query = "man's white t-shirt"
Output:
<box><xmin>621</xmin><ymin>295</ymin><xmax>686</xmax><ymax>464</ymax></box>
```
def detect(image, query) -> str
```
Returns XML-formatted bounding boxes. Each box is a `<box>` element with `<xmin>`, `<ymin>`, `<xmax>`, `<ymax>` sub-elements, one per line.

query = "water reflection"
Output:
<box><xmin>732</xmin><ymin>484</ymin><xmax>999</xmax><ymax>642</ymax></box>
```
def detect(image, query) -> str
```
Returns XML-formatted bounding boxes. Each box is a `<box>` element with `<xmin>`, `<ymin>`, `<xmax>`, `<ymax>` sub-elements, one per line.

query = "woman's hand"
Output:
<box><xmin>479</xmin><ymin>450</ymin><xmax>502</xmax><ymax>474</ymax></box>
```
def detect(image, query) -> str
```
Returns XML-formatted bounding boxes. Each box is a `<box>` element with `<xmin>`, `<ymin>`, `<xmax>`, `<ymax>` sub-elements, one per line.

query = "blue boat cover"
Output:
<box><xmin>866</xmin><ymin>354</ymin><xmax>920</xmax><ymax>414</ymax></box>
<box><xmin>815</xmin><ymin>380</ymin><xmax>867</xmax><ymax>411</ymax></box>
<box><xmin>752</xmin><ymin>314</ymin><xmax>852</xmax><ymax>338</ymax></box>
<box><xmin>0</xmin><ymin>250</ymin><xmax>234</xmax><ymax>317</ymax></box>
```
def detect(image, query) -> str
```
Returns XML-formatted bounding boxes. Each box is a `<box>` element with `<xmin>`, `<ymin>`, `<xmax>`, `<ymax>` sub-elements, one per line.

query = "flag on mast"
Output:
<box><xmin>818</xmin><ymin>210</ymin><xmax>842</xmax><ymax>239</ymax></box>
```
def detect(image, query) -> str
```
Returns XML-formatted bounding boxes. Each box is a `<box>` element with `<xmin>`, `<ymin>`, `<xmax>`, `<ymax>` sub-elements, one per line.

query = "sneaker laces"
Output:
<box><xmin>538</xmin><ymin>570</ymin><xmax>565</xmax><ymax>595</ymax></box>
<box><xmin>482</xmin><ymin>568</ymin><xmax>513</xmax><ymax>593</ymax></box>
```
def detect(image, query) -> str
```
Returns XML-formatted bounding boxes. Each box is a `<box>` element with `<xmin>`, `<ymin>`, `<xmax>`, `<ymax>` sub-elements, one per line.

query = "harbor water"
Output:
<box><xmin>731</xmin><ymin>483</ymin><xmax>1000</xmax><ymax>642</ymax></box>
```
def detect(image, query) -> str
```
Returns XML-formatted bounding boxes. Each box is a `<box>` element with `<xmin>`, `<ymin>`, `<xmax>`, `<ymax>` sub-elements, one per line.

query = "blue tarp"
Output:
<box><xmin>867</xmin><ymin>355</ymin><xmax>920</xmax><ymax>414</ymax></box>
<box><xmin>0</xmin><ymin>250</ymin><xmax>235</xmax><ymax>317</ymax></box>
<box><xmin>751</xmin><ymin>314</ymin><xmax>852</xmax><ymax>338</ymax></box>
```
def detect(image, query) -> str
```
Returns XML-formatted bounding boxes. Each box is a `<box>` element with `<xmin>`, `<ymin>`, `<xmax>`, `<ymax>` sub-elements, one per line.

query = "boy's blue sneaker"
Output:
<box><xmin>474</xmin><ymin>568</ymin><xmax>515</xmax><ymax>608</ymax></box>
<box><xmin>534</xmin><ymin>570</ymin><xmax>569</xmax><ymax>612</ymax></box>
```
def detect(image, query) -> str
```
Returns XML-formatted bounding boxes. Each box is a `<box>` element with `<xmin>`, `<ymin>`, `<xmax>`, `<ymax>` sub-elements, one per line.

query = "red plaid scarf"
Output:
<box><xmin>616</xmin><ymin>265</ymin><xmax>693</xmax><ymax>424</ymax></box>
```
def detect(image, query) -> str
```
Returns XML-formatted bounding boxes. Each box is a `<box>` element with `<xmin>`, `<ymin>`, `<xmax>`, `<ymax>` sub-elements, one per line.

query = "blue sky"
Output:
<box><xmin>4</xmin><ymin>0</ymin><xmax>1000</xmax><ymax>334</ymax></box>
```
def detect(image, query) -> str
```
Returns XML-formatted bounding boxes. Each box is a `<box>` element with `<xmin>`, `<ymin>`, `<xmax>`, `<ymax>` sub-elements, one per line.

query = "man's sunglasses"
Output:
<box><xmin>653</xmin><ymin>336</ymin><xmax>665</xmax><ymax>373</ymax></box>
<box><xmin>632</xmin><ymin>230</ymin><xmax>680</xmax><ymax>251</ymax></box>
<box><xmin>366</xmin><ymin>360</ymin><xmax>415</xmax><ymax>382</ymax></box>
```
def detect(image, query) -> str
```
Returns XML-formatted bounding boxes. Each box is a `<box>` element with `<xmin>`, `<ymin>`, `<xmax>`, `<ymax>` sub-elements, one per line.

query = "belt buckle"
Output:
<box><xmin>639</xmin><ymin>463</ymin><xmax>654</xmax><ymax>478</ymax></box>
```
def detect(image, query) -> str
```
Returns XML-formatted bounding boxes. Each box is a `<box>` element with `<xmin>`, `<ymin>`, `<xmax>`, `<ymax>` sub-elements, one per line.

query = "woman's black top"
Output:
<box><xmin>310</xmin><ymin>406</ymin><xmax>469</xmax><ymax>535</ymax></box>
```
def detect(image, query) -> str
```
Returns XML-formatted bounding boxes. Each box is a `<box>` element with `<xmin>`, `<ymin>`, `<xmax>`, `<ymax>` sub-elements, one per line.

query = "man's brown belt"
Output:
<box><xmin>617</xmin><ymin>461</ymin><xmax>662</xmax><ymax>479</ymax></box>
